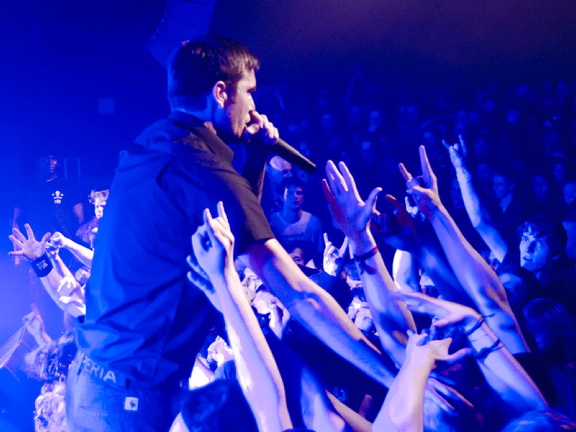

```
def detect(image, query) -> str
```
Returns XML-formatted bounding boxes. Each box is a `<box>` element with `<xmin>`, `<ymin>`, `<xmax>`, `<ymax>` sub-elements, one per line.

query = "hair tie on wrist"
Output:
<box><xmin>474</xmin><ymin>338</ymin><xmax>503</xmax><ymax>359</ymax></box>
<box><xmin>353</xmin><ymin>247</ymin><xmax>379</xmax><ymax>263</ymax></box>
<box><xmin>30</xmin><ymin>253</ymin><xmax>53</xmax><ymax>278</ymax></box>
<box><xmin>464</xmin><ymin>315</ymin><xmax>485</xmax><ymax>336</ymax></box>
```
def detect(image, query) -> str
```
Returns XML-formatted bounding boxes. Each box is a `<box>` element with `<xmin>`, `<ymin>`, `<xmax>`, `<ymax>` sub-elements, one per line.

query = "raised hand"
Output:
<box><xmin>443</xmin><ymin>135</ymin><xmax>468</xmax><ymax>170</ymax></box>
<box><xmin>191</xmin><ymin>201</ymin><xmax>235</xmax><ymax>276</ymax></box>
<box><xmin>405</xmin><ymin>331</ymin><xmax>468</xmax><ymax>368</ymax></box>
<box><xmin>395</xmin><ymin>291</ymin><xmax>480</xmax><ymax>332</ymax></box>
<box><xmin>322</xmin><ymin>160</ymin><xmax>381</xmax><ymax>240</ymax></box>
<box><xmin>49</xmin><ymin>232</ymin><xmax>70</xmax><ymax>249</ymax></box>
<box><xmin>322</xmin><ymin>233</ymin><xmax>349</xmax><ymax>277</ymax></box>
<box><xmin>399</xmin><ymin>146</ymin><xmax>442</xmax><ymax>218</ymax></box>
<box><xmin>9</xmin><ymin>224</ymin><xmax>50</xmax><ymax>261</ymax></box>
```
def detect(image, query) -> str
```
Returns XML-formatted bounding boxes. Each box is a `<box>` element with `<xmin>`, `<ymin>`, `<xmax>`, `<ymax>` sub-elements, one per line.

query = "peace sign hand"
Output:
<box><xmin>399</xmin><ymin>146</ymin><xmax>443</xmax><ymax>219</ymax></box>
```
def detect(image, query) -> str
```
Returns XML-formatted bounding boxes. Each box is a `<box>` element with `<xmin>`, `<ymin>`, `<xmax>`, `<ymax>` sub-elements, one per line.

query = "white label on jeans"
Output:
<box><xmin>124</xmin><ymin>397</ymin><xmax>139</xmax><ymax>411</ymax></box>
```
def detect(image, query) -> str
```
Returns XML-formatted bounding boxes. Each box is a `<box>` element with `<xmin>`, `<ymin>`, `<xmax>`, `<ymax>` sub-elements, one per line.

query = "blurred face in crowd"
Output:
<box><xmin>519</xmin><ymin>229</ymin><xmax>553</xmax><ymax>273</ymax></box>
<box><xmin>553</xmin><ymin>163</ymin><xmax>566</xmax><ymax>185</ymax></box>
<box><xmin>321</xmin><ymin>113</ymin><xmax>336</xmax><ymax>136</ymax></box>
<box><xmin>493</xmin><ymin>174</ymin><xmax>514</xmax><ymax>200</ymax></box>
<box><xmin>37</xmin><ymin>154</ymin><xmax>59</xmax><ymax>177</ymax></box>
<box><xmin>207</xmin><ymin>336</ymin><xmax>233</xmax><ymax>368</ymax></box>
<box><xmin>283</xmin><ymin>185</ymin><xmax>304</xmax><ymax>211</ymax></box>
<box><xmin>288</xmin><ymin>247</ymin><xmax>306</xmax><ymax>266</ymax></box>
<box><xmin>368</xmin><ymin>110</ymin><xmax>383</xmax><ymax>131</ymax></box>
<box><xmin>476</xmin><ymin>163</ymin><xmax>493</xmax><ymax>188</ymax></box>
<box><xmin>240</xmin><ymin>268</ymin><xmax>262</xmax><ymax>302</ymax></box>
<box><xmin>531</xmin><ymin>175</ymin><xmax>550</xmax><ymax>202</ymax></box>
<box><xmin>93</xmin><ymin>197</ymin><xmax>107</xmax><ymax>219</ymax></box>
<box><xmin>563</xmin><ymin>181</ymin><xmax>576</xmax><ymax>205</ymax></box>
<box><xmin>524</xmin><ymin>318</ymin><xmax>565</xmax><ymax>353</ymax></box>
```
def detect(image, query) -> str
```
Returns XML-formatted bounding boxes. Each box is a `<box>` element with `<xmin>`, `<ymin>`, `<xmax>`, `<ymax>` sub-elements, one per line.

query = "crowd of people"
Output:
<box><xmin>4</xmin><ymin>34</ymin><xmax>576</xmax><ymax>431</ymax></box>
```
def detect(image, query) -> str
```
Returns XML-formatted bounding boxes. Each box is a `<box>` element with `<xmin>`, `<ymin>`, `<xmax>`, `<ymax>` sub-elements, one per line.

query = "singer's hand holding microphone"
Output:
<box><xmin>243</xmin><ymin>110</ymin><xmax>316</xmax><ymax>174</ymax></box>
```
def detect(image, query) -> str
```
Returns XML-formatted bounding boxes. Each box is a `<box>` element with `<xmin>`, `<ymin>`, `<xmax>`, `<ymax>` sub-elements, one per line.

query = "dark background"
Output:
<box><xmin>0</xmin><ymin>1</ymin><xmax>575</xmax><ymax>429</ymax></box>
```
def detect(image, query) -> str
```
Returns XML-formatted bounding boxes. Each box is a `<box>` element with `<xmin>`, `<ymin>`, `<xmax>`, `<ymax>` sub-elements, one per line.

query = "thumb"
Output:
<box><xmin>444</xmin><ymin>347</ymin><xmax>472</xmax><ymax>363</ymax></box>
<box><xmin>367</xmin><ymin>187</ymin><xmax>382</xmax><ymax>213</ymax></box>
<box><xmin>385</xmin><ymin>194</ymin><xmax>403</xmax><ymax>213</ymax></box>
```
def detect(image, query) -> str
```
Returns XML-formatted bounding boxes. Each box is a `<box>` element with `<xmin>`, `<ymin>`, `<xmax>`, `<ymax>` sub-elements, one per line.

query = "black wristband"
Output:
<box><xmin>353</xmin><ymin>247</ymin><xmax>379</xmax><ymax>263</ymax></box>
<box><xmin>30</xmin><ymin>253</ymin><xmax>53</xmax><ymax>278</ymax></box>
<box><xmin>463</xmin><ymin>315</ymin><xmax>485</xmax><ymax>336</ymax></box>
<box><xmin>474</xmin><ymin>338</ymin><xmax>503</xmax><ymax>360</ymax></box>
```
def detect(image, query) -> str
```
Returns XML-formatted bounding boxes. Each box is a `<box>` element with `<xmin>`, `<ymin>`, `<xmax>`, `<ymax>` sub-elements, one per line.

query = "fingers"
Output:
<box><xmin>191</xmin><ymin>224</ymin><xmax>206</xmax><ymax>256</ymax></box>
<box><xmin>216</xmin><ymin>201</ymin><xmax>229</xmax><ymax>226</ymax></box>
<box><xmin>419</xmin><ymin>145</ymin><xmax>434</xmax><ymax>184</ymax></box>
<box><xmin>40</xmin><ymin>232</ymin><xmax>51</xmax><ymax>246</ymax></box>
<box><xmin>385</xmin><ymin>194</ymin><xmax>402</xmax><ymax>212</ymax></box>
<box><xmin>325</xmin><ymin>160</ymin><xmax>347</xmax><ymax>195</ymax></box>
<box><xmin>441</xmin><ymin>139</ymin><xmax>451</xmax><ymax>151</ymax></box>
<box><xmin>338</xmin><ymin>161</ymin><xmax>359</xmax><ymax>197</ymax></box>
<box><xmin>398</xmin><ymin>163</ymin><xmax>413</xmax><ymax>182</ymax></box>
<box><xmin>431</xmin><ymin>316</ymin><xmax>452</xmax><ymax>329</ymax></box>
<box><xmin>338</xmin><ymin>236</ymin><xmax>349</xmax><ymax>256</ymax></box>
<box><xmin>366</xmin><ymin>187</ymin><xmax>382</xmax><ymax>214</ymax></box>
<box><xmin>203</xmin><ymin>209</ymin><xmax>219</xmax><ymax>251</ymax></box>
<box><xmin>246</xmin><ymin>111</ymin><xmax>278</xmax><ymax>145</ymax></box>
<box><xmin>444</xmin><ymin>347</ymin><xmax>472</xmax><ymax>363</ymax></box>
<box><xmin>458</xmin><ymin>135</ymin><xmax>467</xmax><ymax>155</ymax></box>
<box><xmin>8</xmin><ymin>234</ymin><xmax>22</xmax><ymax>247</ymax></box>
<box><xmin>24</xmin><ymin>224</ymin><xmax>36</xmax><ymax>241</ymax></box>
<box><xmin>10</xmin><ymin>228</ymin><xmax>26</xmax><ymax>243</ymax></box>
<box><xmin>321</xmin><ymin>179</ymin><xmax>336</xmax><ymax>206</ymax></box>
<box><xmin>323</xmin><ymin>232</ymin><xmax>330</xmax><ymax>250</ymax></box>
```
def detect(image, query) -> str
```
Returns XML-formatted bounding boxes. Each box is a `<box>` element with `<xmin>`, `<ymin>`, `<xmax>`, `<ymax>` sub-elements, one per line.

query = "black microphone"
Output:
<box><xmin>270</xmin><ymin>138</ymin><xmax>316</xmax><ymax>174</ymax></box>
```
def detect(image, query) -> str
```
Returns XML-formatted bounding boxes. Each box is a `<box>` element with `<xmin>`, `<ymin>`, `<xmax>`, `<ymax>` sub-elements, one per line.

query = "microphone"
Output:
<box><xmin>270</xmin><ymin>138</ymin><xmax>316</xmax><ymax>174</ymax></box>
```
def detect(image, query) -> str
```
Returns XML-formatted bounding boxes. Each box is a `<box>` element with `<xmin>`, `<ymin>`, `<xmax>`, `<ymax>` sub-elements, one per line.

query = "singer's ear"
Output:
<box><xmin>212</xmin><ymin>81</ymin><xmax>228</xmax><ymax>109</ymax></box>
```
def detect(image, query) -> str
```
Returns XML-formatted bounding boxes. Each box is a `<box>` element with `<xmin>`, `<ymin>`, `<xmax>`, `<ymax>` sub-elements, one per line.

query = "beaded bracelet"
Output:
<box><xmin>463</xmin><ymin>315</ymin><xmax>485</xmax><ymax>336</ymax></box>
<box><xmin>474</xmin><ymin>338</ymin><xmax>503</xmax><ymax>360</ymax></box>
<box><xmin>30</xmin><ymin>253</ymin><xmax>53</xmax><ymax>278</ymax></box>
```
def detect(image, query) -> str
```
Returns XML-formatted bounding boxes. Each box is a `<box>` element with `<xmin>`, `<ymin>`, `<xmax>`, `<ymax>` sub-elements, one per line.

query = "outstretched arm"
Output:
<box><xmin>50</xmin><ymin>232</ymin><xmax>94</xmax><ymax>268</ymax></box>
<box><xmin>396</xmin><ymin>291</ymin><xmax>546</xmax><ymax>415</ymax></box>
<box><xmin>9</xmin><ymin>224</ymin><xmax>85</xmax><ymax>317</ymax></box>
<box><xmin>191</xmin><ymin>202</ymin><xmax>292</xmax><ymax>432</ymax></box>
<box><xmin>399</xmin><ymin>146</ymin><xmax>527</xmax><ymax>354</ymax></box>
<box><xmin>241</xmin><ymin>238</ymin><xmax>396</xmax><ymax>387</ymax></box>
<box><xmin>377</xmin><ymin>195</ymin><xmax>474</xmax><ymax>307</ymax></box>
<box><xmin>322</xmin><ymin>160</ymin><xmax>416</xmax><ymax>366</ymax></box>
<box><xmin>445</xmin><ymin>136</ymin><xmax>508</xmax><ymax>262</ymax></box>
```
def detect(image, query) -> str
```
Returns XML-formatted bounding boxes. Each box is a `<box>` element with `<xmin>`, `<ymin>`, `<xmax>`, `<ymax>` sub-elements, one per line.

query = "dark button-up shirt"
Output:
<box><xmin>76</xmin><ymin>112</ymin><xmax>274</xmax><ymax>387</ymax></box>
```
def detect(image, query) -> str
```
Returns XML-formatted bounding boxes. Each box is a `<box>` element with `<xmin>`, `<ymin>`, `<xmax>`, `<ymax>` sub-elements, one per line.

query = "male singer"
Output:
<box><xmin>66</xmin><ymin>35</ymin><xmax>390</xmax><ymax>431</ymax></box>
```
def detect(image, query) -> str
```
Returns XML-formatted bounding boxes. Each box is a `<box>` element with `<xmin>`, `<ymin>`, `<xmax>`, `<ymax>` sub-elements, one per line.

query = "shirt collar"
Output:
<box><xmin>169</xmin><ymin>111</ymin><xmax>234</xmax><ymax>164</ymax></box>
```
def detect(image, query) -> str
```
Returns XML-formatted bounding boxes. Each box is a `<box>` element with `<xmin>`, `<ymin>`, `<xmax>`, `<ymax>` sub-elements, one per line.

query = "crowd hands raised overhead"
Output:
<box><xmin>7</xmin><ymin>74</ymin><xmax>576</xmax><ymax>432</ymax></box>
<box><xmin>165</xmin><ymin>144</ymin><xmax>572</xmax><ymax>431</ymax></box>
<box><xmin>170</xmin><ymin>147</ymin><xmax>575</xmax><ymax>432</ymax></box>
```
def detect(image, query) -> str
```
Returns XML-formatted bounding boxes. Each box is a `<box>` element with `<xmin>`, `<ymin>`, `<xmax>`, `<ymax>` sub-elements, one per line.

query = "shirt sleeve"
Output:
<box><xmin>166</xmin><ymin>152</ymin><xmax>275</xmax><ymax>255</ymax></box>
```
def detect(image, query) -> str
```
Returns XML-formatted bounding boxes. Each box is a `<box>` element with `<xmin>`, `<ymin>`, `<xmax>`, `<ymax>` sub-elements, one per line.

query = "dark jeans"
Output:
<box><xmin>65</xmin><ymin>352</ymin><xmax>186</xmax><ymax>432</ymax></box>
